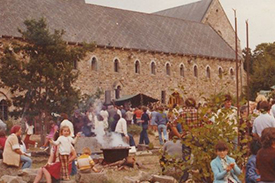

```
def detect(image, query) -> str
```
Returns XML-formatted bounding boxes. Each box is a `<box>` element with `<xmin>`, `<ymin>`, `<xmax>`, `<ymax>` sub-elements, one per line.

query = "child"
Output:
<box><xmin>40</xmin><ymin>120</ymin><xmax>58</xmax><ymax>150</ymax></box>
<box><xmin>50</xmin><ymin>125</ymin><xmax>79</xmax><ymax>180</ymax></box>
<box><xmin>77</xmin><ymin>147</ymin><xmax>98</xmax><ymax>173</ymax></box>
<box><xmin>245</xmin><ymin>137</ymin><xmax>261</xmax><ymax>183</ymax></box>
<box><xmin>24</xmin><ymin>118</ymin><xmax>37</xmax><ymax>150</ymax></box>
<box><xmin>210</xmin><ymin>141</ymin><xmax>242</xmax><ymax>183</ymax></box>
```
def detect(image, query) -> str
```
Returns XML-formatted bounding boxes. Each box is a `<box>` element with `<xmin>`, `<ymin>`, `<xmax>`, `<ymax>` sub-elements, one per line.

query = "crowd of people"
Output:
<box><xmin>0</xmin><ymin>93</ymin><xmax>275</xmax><ymax>182</ymax></box>
<box><xmin>158</xmin><ymin>94</ymin><xmax>275</xmax><ymax>183</ymax></box>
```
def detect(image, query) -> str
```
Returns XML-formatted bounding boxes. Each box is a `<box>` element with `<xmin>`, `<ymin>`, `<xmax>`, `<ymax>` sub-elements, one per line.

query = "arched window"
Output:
<box><xmin>206</xmin><ymin>66</ymin><xmax>210</xmax><ymax>78</ymax></box>
<box><xmin>218</xmin><ymin>67</ymin><xmax>223</xmax><ymax>79</ymax></box>
<box><xmin>114</xmin><ymin>59</ymin><xmax>119</xmax><ymax>72</ymax></box>
<box><xmin>115</xmin><ymin>85</ymin><xmax>121</xmax><ymax>99</ymax></box>
<box><xmin>230</xmin><ymin>68</ymin><xmax>234</xmax><ymax>79</ymax></box>
<box><xmin>151</xmin><ymin>62</ymin><xmax>156</xmax><ymax>75</ymax></box>
<box><xmin>194</xmin><ymin>65</ymin><xmax>198</xmax><ymax>78</ymax></box>
<box><xmin>0</xmin><ymin>100</ymin><xmax>8</xmax><ymax>121</ymax></box>
<box><xmin>166</xmin><ymin>63</ymin><xmax>171</xmax><ymax>76</ymax></box>
<box><xmin>91</xmin><ymin>57</ymin><xmax>97</xmax><ymax>71</ymax></box>
<box><xmin>134</xmin><ymin>60</ymin><xmax>140</xmax><ymax>74</ymax></box>
<box><xmin>180</xmin><ymin>64</ymin><xmax>184</xmax><ymax>77</ymax></box>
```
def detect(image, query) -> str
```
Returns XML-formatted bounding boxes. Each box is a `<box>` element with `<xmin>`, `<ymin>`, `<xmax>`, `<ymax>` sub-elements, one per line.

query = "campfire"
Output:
<box><xmin>76</xmin><ymin>132</ymin><xmax>139</xmax><ymax>170</ymax></box>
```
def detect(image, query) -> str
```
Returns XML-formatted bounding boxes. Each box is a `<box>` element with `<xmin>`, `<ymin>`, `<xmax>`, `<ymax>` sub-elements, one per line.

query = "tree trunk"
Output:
<box><xmin>40</xmin><ymin>112</ymin><xmax>46</xmax><ymax>145</ymax></box>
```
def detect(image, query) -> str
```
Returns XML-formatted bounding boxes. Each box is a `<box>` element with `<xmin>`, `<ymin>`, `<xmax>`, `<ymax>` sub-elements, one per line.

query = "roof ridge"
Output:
<box><xmin>85</xmin><ymin>2</ymin><xmax>211</xmax><ymax>27</ymax></box>
<box><xmin>0</xmin><ymin>0</ymin><xmax>237</xmax><ymax>60</ymax></box>
<box><xmin>153</xmin><ymin>0</ymin><xmax>201</xmax><ymax>13</ymax></box>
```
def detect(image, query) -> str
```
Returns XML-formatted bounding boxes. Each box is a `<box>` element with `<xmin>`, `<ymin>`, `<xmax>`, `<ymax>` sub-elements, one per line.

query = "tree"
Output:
<box><xmin>242</xmin><ymin>47</ymin><xmax>253</xmax><ymax>74</ymax></box>
<box><xmin>0</xmin><ymin>18</ymin><xmax>94</xmax><ymax>119</ymax></box>
<box><xmin>249</xmin><ymin>42</ymin><xmax>275</xmax><ymax>99</ymax></box>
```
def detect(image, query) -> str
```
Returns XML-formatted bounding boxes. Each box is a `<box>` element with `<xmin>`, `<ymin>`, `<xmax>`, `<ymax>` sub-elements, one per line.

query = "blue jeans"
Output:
<box><xmin>128</xmin><ymin>133</ymin><xmax>136</xmax><ymax>146</ymax></box>
<box><xmin>120</xmin><ymin>133</ymin><xmax>136</xmax><ymax>146</ymax></box>
<box><xmin>139</xmin><ymin>124</ymin><xmax>150</xmax><ymax>145</ymax></box>
<box><xmin>158</xmin><ymin>124</ymin><xmax>168</xmax><ymax>145</ymax></box>
<box><xmin>20</xmin><ymin>155</ymin><xmax>32</xmax><ymax>169</ymax></box>
<box><xmin>70</xmin><ymin>159</ymin><xmax>77</xmax><ymax>176</ymax></box>
<box><xmin>176</xmin><ymin>123</ymin><xmax>183</xmax><ymax>133</ymax></box>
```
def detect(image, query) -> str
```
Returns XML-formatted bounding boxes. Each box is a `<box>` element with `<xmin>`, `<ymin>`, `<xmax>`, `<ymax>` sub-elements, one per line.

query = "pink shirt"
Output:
<box><xmin>46</xmin><ymin>125</ymin><xmax>58</xmax><ymax>138</ymax></box>
<box><xmin>0</xmin><ymin>137</ymin><xmax>7</xmax><ymax>149</ymax></box>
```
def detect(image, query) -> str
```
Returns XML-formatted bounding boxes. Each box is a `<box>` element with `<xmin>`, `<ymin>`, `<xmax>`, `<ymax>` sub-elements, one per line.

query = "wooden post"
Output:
<box><xmin>246</xmin><ymin>20</ymin><xmax>250</xmax><ymax>114</ymax></box>
<box><xmin>233</xmin><ymin>9</ymin><xmax>240</xmax><ymax>118</ymax></box>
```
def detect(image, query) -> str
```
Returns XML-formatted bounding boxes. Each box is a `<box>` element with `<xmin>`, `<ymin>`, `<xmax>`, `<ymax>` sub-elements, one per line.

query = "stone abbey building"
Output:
<box><xmin>0</xmin><ymin>0</ymin><xmax>244</xmax><ymax>117</ymax></box>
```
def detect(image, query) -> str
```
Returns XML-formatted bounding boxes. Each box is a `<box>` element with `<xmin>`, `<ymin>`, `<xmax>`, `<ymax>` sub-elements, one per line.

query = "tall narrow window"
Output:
<box><xmin>218</xmin><ymin>67</ymin><xmax>223</xmax><ymax>79</ymax></box>
<box><xmin>114</xmin><ymin>59</ymin><xmax>119</xmax><ymax>72</ymax></box>
<box><xmin>0</xmin><ymin>100</ymin><xmax>8</xmax><ymax>120</ymax></box>
<box><xmin>166</xmin><ymin>63</ymin><xmax>171</xmax><ymax>76</ymax></box>
<box><xmin>135</xmin><ymin>60</ymin><xmax>140</xmax><ymax>74</ymax></box>
<box><xmin>206</xmin><ymin>66</ymin><xmax>210</xmax><ymax>78</ymax></box>
<box><xmin>230</xmin><ymin>68</ymin><xmax>234</xmax><ymax>79</ymax></box>
<box><xmin>194</xmin><ymin>65</ymin><xmax>198</xmax><ymax>77</ymax></box>
<box><xmin>180</xmin><ymin>64</ymin><xmax>184</xmax><ymax>77</ymax></box>
<box><xmin>115</xmin><ymin>86</ymin><xmax>121</xmax><ymax>99</ymax></box>
<box><xmin>91</xmin><ymin>57</ymin><xmax>97</xmax><ymax>71</ymax></box>
<box><xmin>151</xmin><ymin>62</ymin><xmax>156</xmax><ymax>75</ymax></box>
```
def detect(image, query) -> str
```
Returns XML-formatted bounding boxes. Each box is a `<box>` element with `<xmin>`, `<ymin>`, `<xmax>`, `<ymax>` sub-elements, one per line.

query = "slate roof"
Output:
<box><xmin>0</xmin><ymin>0</ymin><xmax>236</xmax><ymax>60</ymax></box>
<box><xmin>154</xmin><ymin>0</ymin><xmax>213</xmax><ymax>22</ymax></box>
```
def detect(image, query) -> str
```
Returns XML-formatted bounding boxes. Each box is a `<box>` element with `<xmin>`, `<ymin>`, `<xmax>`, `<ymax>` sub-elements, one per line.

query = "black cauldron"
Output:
<box><xmin>101</xmin><ymin>146</ymin><xmax>131</xmax><ymax>163</ymax></box>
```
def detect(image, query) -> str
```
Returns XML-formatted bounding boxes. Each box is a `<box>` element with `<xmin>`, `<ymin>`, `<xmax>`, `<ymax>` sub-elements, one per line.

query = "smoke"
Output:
<box><xmin>93</xmin><ymin>125</ymin><xmax>129</xmax><ymax>148</ymax></box>
<box><xmin>109</xmin><ymin>132</ymin><xmax>129</xmax><ymax>147</ymax></box>
<box><xmin>93</xmin><ymin>99</ymin><xmax>103</xmax><ymax>115</ymax></box>
<box><xmin>91</xmin><ymin>100</ymin><xmax>129</xmax><ymax>148</ymax></box>
<box><xmin>93</xmin><ymin>125</ymin><xmax>108</xmax><ymax>147</ymax></box>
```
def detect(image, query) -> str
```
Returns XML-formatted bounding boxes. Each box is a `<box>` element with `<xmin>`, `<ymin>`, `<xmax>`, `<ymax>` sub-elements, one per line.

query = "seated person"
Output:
<box><xmin>210</xmin><ymin>141</ymin><xmax>241</xmax><ymax>183</ymax></box>
<box><xmin>77</xmin><ymin>147</ymin><xmax>98</xmax><ymax>173</ymax></box>
<box><xmin>246</xmin><ymin>137</ymin><xmax>261</xmax><ymax>183</ymax></box>
<box><xmin>160</xmin><ymin>137</ymin><xmax>183</xmax><ymax>172</ymax></box>
<box><xmin>3</xmin><ymin>125</ymin><xmax>32</xmax><ymax>169</ymax></box>
<box><xmin>40</xmin><ymin>121</ymin><xmax>58</xmax><ymax>150</ymax></box>
<box><xmin>160</xmin><ymin>137</ymin><xmax>190</xmax><ymax>182</ymax></box>
<box><xmin>0</xmin><ymin>130</ymin><xmax>7</xmax><ymax>159</ymax></box>
<box><xmin>34</xmin><ymin>133</ymin><xmax>76</xmax><ymax>183</ymax></box>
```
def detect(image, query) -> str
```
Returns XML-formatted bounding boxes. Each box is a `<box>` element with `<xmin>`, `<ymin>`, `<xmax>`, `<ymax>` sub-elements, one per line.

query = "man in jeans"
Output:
<box><xmin>156</xmin><ymin>106</ymin><xmax>168</xmax><ymax>145</ymax></box>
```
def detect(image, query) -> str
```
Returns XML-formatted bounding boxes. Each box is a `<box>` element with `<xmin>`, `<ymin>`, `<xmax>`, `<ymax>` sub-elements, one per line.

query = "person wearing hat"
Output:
<box><xmin>3</xmin><ymin>125</ymin><xmax>32</xmax><ymax>169</ymax></box>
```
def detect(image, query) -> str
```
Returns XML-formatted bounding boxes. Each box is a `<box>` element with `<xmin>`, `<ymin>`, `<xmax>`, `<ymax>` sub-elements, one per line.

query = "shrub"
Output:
<box><xmin>127</xmin><ymin>124</ymin><xmax>142</xmax><ymax>136</ymax></box>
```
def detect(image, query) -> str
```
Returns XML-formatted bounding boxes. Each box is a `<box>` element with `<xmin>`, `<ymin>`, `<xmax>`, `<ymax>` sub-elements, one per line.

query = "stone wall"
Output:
<box><xmin>75</xmin><ymin>47</ymin><xmax>238</xmax><ymax>104</ymax></box>
<box><xmin>202</xmin><ymin>0</ymin><xmax>242</xmax><ymax>53</ymax></box>
<box><xmin>0</xmin><ymin>38</ymin><xmax>241</xmax><ymax>106</ymax></box>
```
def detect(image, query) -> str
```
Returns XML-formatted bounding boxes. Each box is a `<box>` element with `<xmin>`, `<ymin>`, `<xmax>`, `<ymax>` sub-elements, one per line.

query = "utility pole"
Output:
<box><xmin>233</xmin><ymin>9</ymin><xmax>239</xmax><ymax>119</ymax></box>
<box><xmin>246</xmin><ymin>20</ymin><xmax>250</xmax><ymax>115</ymax></box>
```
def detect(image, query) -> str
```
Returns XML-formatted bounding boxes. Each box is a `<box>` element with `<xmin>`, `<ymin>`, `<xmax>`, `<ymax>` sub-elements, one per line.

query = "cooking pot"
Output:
<box><xmin>101</xmin><ymin>146</ymin><xmax>131</xmax><ymax>163</ymax></box>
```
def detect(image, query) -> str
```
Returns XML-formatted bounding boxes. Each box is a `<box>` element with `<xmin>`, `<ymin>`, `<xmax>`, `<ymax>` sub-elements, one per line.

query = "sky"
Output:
<box><xmin>85</xmin><ymin>0</ymin><xmax>275</xmax><ymax>51</ymax></box>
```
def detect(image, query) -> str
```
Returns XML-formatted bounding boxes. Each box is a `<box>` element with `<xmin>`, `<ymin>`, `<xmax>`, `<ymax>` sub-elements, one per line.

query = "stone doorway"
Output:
<box><xmin>168</xmin><ymin>92</ymin><xmax>183</xmax><ymax>107</ymax></box>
